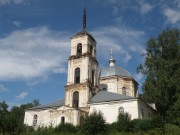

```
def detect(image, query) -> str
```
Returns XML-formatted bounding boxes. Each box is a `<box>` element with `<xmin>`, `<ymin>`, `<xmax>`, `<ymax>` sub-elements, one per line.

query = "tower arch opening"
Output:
<box><xmin>75</xmin><ymin>68</ymin><xmax>80</xmax><ymax>84</ymax></box>
<box><xmin>77</xmin><ymin>43</ymin><xmax>82</xmax><ymax>56</ymax></box>
<box><xmin>73</xmin><ymin>91</ymin><xmax>79</xmax><ymax>108</ymax></box>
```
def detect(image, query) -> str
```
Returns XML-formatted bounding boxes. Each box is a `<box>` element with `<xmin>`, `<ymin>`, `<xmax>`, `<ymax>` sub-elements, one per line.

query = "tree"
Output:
<box><xmin>82</xmin><ymin>111</ymin><xmax>107</xmax><ymax>135</ymax></box>
<box><xmin>137</xmin><ymin>29</ymin><xmax>180</xmax><ymax>122</ymax></box>
<box><xmin>32</xmin><ymin>99</ymin><xmax>41</xmax><ymax>107</ymax></box>
<box><xmin>117</xmin><ymin>112</ymin><xmax>132</xmax><ymax>132</ymax></box>
<box><xmin>0</xmin><ymin>100</ymin><xmax>37</xmax><ymax>135</ymax></box>
<box><xmin>0</xmin><ymin>101</ymin><xmax>9</xmax><ymax>135</ymax></box>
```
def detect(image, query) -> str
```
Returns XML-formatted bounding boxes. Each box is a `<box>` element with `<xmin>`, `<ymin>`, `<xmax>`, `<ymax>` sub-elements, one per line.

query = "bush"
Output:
<box><xmin>151</xmin><ymin>115</ymin><xmax>164</xmax><ymax>128</ymax></box>
<box><xmin>82</xmin><ymin>111</ymin><xmax>107</xmax><ymax>135</ymax></box>
<box><xmin>131</xmin><ymin>119</ymin><xmax>154</xmax><ymax>132</ymax></box>
<box><xmin>55</xmin><ymin>123</ymin><xmax>77</xmax><ymax>133</ymax></box>
<box><xmin>107</xmin><ymin>122</ymin><xmax>118</xmax><ymax>132</ymax></box>
<box><xmin>164</xmin><ymin>124</ymin><xmax>180</xmax><ymax>135</ymax></box>
<box><xmin>32</xmin><ymin>126</ymin><xmax>56</xmax><ymax>135</ymax></box>
<box><xmin>117</xmin><ymin>112</ymin><xmax>132</xmax><ymax>132</ymax></box>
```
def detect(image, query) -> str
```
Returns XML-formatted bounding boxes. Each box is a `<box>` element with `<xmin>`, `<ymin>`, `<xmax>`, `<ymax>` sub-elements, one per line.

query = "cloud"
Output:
<box><xmin>101</xmin><ymin>0</ymin><xmax>154</xmax><ymax>15</ymax></box>
<box><xmin>92</xmin><ymin>26</ymin><xmax>145</xmax><ymax>64</ymax></box>
<box><xmin>0</xmin><ymin>84</ymin><xmax>9</xmax><ymax>93</ymax></box>
<box><xmin>13</xmin><ymin>21</ymin><xmax>22</xmax><ymax>28</ymax></box>
<box><xmin>0</xmin><ymin>0</ymin><xmax>29</xmax><ymax>5</ymax></box>
<box><xmin>134</xmin><ymin>73</ymin><xmax>144</xmax><ymax>82</ymax></box>
<box><xmin>15</xmin><ymin>91</ymin><xmax>28</xmax><ymax>100</ymax></box>
<box><xmin>6</xmin><ymin>102</ymin><xmax>20</xmax><ymax>110</ymax></box>
<box><xmin>0</xmin><ymin>27</ymin><xmax>70</xmax><ymax>81</ymax></box>
<box><xmin>139</xmin><ymin>3</ymin><xmax>153</xmax><ymax>14</ymax></box>
<box><xmin>163</xmin><ymin>8</ymin><xmax>180</xmax><ymax>24</ymax></box>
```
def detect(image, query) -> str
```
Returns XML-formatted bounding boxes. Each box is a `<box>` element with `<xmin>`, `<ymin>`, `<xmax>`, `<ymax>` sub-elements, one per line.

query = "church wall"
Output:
<box><xmin>67</xmin><ymin>57</ymin><xmax>89</xmax><ymax>85</ymax></box>
<box><xmin>24</xmin><ymin>106</ymin><xmax>88</xmax><ymax>127</ymax></box>
<box><xmin>99</xmin><ymin>77</ymin><xmax>118</xmax><ymax>93</ymax></box>
<box><xmin>89</xmin><ymin>99</ymin><xmax>139</xmax><ymax>123</ymax></box>
<box><xmin>137</xmin><ymin>100</ymin><xmax>156</xmax><ymax>119</ymax></box>
<box><xmin>65</xmin><ymin>85</ymin><xmax>90</xmax><ymax>107</ymax></box>
<box><xmin>99</xmin><ymin>76</ymin><xmax>138</xmax><ymax>97</ymax></box>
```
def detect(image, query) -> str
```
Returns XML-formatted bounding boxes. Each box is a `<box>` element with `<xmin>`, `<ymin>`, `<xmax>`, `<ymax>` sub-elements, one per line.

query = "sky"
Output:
<box><xmin>0</xmin><ymin>0</ymin><xmax>180</xmax><ymax>108</ymax></box>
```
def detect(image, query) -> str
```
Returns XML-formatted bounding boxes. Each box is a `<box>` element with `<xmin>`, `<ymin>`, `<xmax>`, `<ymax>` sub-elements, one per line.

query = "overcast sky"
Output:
<box><xmin>0</xmin><ymin>0</ymin><xmax>180</xmax><ymax>108</ymax></box>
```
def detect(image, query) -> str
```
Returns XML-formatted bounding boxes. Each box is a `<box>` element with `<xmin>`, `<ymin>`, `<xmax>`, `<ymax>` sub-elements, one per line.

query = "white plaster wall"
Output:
<box><xmin>99</xmin><ymin>77</ymin><xmax>118</xmax><ymax>93</ymax></box>
<box><xmin>67</xmin><ymin>35</ymin><xmax>98</xmax><ymax>85</ymax></box>
<box><xmin>89</xmin><ymin>100</ymin><xmax>139</xmax><ymax>124</ymax></box>
<box><xmin>71</xmin><ymin>35</ymin><xmax>96</xmax><ymax>57</ymax></box>
<box><xmin>24</xmin><ymin>107</ymin><xmax>87</xmax><ymax>127</ymax></box>
<box><xmin>99</xmin><ymin>77</ymin><xmax>138</xmax><ymax>97</ymax></box>
<box><xmin>138</xmin><ymin>100</ymin><xmax>155</xmax><ymax>119</ymax></box>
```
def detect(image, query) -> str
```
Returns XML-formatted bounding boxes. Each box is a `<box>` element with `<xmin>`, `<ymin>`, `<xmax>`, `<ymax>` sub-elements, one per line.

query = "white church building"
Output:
<box><xmin>24</xmin><ymin>5</ymin><xmax>156</xmax><ymax>127</ymax></box>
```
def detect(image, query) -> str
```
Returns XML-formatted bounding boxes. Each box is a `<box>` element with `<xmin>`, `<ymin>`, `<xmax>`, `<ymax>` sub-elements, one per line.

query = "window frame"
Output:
<box><xmin>122</xmin><ymin>87</ymin><xmax>126</xmax><ymax>95</ymax></box>
<box><xmin>33</xmin><ymin>114</ymin><xmax>38</xmax><ymax>126</ymax></box>
<box><xmin>119</xmin><ymin>107</ymin><xmax>124</xmax><ymax>113</ymax></box>
<box><xmin>61</xmin><ymin>116</ymin><xmax>65</xmax><ymax>124</ymax></box>
<box><xmin>77</xmin><ymin>43</ymin><xmax>82</xmax><ymax>56</ymax></box>
<box><xmin>74</xmin><ymin>68</ymin><xmax>80</xmax><ymax>84</ymax></box>
<box><xmin>73</xmin><ymin>91</ymin><xmax>79</xmax><ymax>108</ymax></box>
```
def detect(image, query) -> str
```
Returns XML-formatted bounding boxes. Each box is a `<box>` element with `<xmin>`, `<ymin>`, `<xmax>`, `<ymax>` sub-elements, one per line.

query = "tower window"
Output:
<box><xmin>122</xmin><ymin>87</ymin><xmax>126</xmax><ymax>95</ymax></box>
<box><xmin>73</xmin><ymin>91</ymin><xmax>79</xmax><ymax>108</ymax></box>
<box><xmin>77</xmin><ymin>43</ymin><xmax>82</xmax><ymax>56</ymax></box>
<box><xmin>92</xmin><ymin>70</ymin><xmax>95</xmax><ymax>85</ymax></box>
<box><xmin>75</xmin><ymin>68</ymin><xmax>80</xmax><ymax>84</ymax></box>
<box><xmin>61</xmin><ymin>116</ymin><xmax>65</xmax><ymax>124</ymax></box>
<box><xmin>90</xmin><ymin>45</ymin><xmax>93</xmax><ymax>56</ymax></box>
<box><xmin>33</xmin><ymin>114</ymin><xmax>38</xmax><ymax>126</ymax></box>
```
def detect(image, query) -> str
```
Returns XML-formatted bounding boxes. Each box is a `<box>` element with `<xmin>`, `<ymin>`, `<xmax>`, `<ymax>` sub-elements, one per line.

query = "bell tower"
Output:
<box><xmin>65</xmin><ymin>2</ymin><xmax>98</xmax><ymax>108</ymax></box>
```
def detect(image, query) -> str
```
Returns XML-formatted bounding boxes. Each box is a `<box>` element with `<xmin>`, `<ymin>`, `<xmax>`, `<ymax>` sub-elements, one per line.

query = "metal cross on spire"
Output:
<box><xmin>109</xmin><ymin>49</ymin><xmax>116</xmax><ymax>67</ymax></box>
<box><xmin>83</xmin><ymin>0</ymin><xmax>86</xmax><ymax>31</ymax></box>
<box><xmin>110</xmin><ymin>49</ymin><xmax>114</xmax><ymax>59</ymax></box>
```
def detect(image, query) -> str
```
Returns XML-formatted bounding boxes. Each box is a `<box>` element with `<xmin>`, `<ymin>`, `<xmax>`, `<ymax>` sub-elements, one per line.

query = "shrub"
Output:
<box><xmin>117</xmin><ymin>112</ymin><xmax>132</xmax><ymax>132</ymax></box>
<box><xmin>151</xmin><ymin>115</ymin><xmax>164</xmax><ymax>128</ymax></box>
<box><xmin>55</xmin><ymin>123</ymin><xmax>77</xmax><ymax>133</ymax></box>
<box><xmin>82</xmin><ymin>111</ymin><xmax>107</xmax><ymax>135</ymax></box>
<box><xmin>32</xmin><ymin>126</ymin><xmax>56</xmax><ymax>135</ymax></box>
<box><xmin>131</xmin><ymin>119</ymin><xmax>154</xmax><ymax>132</ymax></box>
<box><xmin>164</xmin><ymin>124</ymin><xmax>180</xmax><ymax>135</ymax></box>
<box><xmin>107</xmin><ymin>122</ymin><xmax>118</xmax><ymax>132</ymax></box>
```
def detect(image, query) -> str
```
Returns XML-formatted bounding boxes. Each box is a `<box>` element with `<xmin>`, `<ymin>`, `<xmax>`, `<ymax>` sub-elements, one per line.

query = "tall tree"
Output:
<box><xmin>0</xmin><ymin>101</ymin><xmax>9</xmax><ymax>135</ymax></box>
<box><xmin>137</xmin><ymin>29</ymin><xmax>180</xmax><ymax>122</ymax></box>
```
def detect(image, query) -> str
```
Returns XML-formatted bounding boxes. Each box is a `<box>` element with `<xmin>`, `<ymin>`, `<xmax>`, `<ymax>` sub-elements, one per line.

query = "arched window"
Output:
<box><xmin>91</xmin><ymin>70</ymin><xmax>95</xmax><ymax>85</ymax></box>
<box><xmin>73</xmin><ymin>91</ymin><xmax>79</xmax><ymax>108</ymax></box>
<box><xmin>77</xmin><ymin>43</ymin><xmax>82</xmax><ymax>56</ymax></box>
<box><xmin>119</xmin><ymin>107</ymin><xmax>124</xmax><ymax>113</ymax></box>
<box><xmin>90</xmin><ymin>46</ymin><xmax>93</xmax><ymax>56</ymax></box>
<box><xmin>33</xmin><ymin>114</ymin><xmax>38</xmax><ymax>126</ymax></box>
<box><xmin>122</xmin><ymin>87</ymin><xmax>126</xmax><ymax>95</ymax></box>
<box><xmin>80</xmin><ymin>116</ymin><xmax>84</xmax><ymax>125</ymax></box>
<box><xmin>61</xmin><ymin>116</ymin><xmax>65</xmax><ymax>124</ymax></box>
<box><xmin>75</xmin><ymin>68</ymin><xmax>80</xmax><ymax>83</ymax></box>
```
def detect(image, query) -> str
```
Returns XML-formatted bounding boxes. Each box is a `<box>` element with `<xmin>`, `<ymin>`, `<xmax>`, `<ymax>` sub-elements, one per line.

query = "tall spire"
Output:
<box><xmin>83</xmin><ymin>0</ymin><xmax>86</xmax><ymax>31</ymax></box>
<box><xmin>109</xmin><ymin>49</ymin><xmax>116</xmax><ymax>67</ymax></box>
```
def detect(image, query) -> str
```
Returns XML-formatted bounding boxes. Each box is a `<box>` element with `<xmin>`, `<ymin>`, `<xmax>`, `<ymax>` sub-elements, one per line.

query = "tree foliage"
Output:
<box><xmin>0</xmin><ymin>101</ymin><xmax>9</xmax><ymax>135</ymax></box>
<box><xmin>82</xmin><ymin>111</ymin><xmax>107</xmax><ymax>135</ymax></box>
<box><xmin>137</xmin><ymin>29</ymin><xmax>180</xmax><ymax>122</ymax></box>
<box><xmin>0</xmin><ymin>100</ymin><xmax>39</xmax><ymax>135</ymax></box>
<box><xmin>117</xmin><ymin>112</ymin><xmax>132</xmax><ymax>132</ymax></box>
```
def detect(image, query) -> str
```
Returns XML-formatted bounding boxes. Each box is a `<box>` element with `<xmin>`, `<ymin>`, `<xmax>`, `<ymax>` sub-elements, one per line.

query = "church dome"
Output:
<box><xmin>100</xmin><ymin>49</ymin><xmax>132</xmax><ymax>78</ymax></box>
<box><xmin>99</xmin><ymin>66</ymin><xmax>132</xmax><ymax>78</ymax></box>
